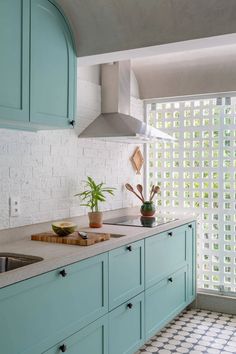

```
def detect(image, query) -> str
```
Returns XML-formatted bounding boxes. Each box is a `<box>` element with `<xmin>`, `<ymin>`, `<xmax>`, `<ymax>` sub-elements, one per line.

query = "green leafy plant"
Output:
<box><xmin>75</xmin><ymin>176</ymin><xmax>116</xmax><ymax>212</ymax></box>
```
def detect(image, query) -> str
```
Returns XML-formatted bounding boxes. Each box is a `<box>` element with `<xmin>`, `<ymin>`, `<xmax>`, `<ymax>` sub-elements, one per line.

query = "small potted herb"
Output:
<box><xmin>75</xmin><ymin>177</ymin><xmax>116</xmax><ymax>228</ymax></box>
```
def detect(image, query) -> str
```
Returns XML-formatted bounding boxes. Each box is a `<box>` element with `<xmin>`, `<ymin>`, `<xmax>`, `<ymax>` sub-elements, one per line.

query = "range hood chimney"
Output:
<box><xmin>78</xmin><ymin>61</ymin><xmax>175</xmax><ymax>143</ymax></box>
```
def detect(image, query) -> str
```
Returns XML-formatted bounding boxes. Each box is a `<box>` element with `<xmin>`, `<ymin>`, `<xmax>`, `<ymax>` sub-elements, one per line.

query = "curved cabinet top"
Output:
<box><xmin>30</xmin><ymin>0</ymin><xmax>76</xmax><ymax>128</ymax></box>
<box><xmin>0</xmin><ymin>0</ymin><xmax>76</xmax><ymax>130</ymax></box>
<box><xmin>0</xmin><ymin>0</ymin><xmax>30</xmax><ymax>123</ymax></box>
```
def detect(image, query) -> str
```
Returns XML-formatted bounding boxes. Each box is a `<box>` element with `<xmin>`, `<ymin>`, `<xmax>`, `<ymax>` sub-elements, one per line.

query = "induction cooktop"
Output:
<box><xmin>103</xmin><ymin>215</ymin><xmax>178</xmax><ymax>228</ymax></box>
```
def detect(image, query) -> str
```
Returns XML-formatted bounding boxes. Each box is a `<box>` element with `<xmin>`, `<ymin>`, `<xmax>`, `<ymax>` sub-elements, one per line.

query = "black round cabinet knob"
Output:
<box><xmin>168</xmin><ymin>277</ymin><xmax>173</xmax><ymax>283</ymax></box>
<box><xmin>59</xmin><ymin>344</ymin><xmax>67</xmax><ymax>352</ymax></box>
<box><xmin>126</xmin><ymin>245</ymin><xmax>132</xmax><ymax>252</ymax></box>
<box><xmin>59</xmin><ymin>269</ymin><xmax>67</xmax><ymax>277</ymax></box>
<box><xmin>127</xmin><ymin>303</ymin><xmax>133</xmax><ymax>309</ymax></box>
<box><xmin>69</xmin><ymin>120</ymin><xmax>75</xmax><ymax>127</ymax></box>
<box><xmin>168</xmin><ymin>232</ymin><xmax>173</xmax><ymax>237</ymax></box>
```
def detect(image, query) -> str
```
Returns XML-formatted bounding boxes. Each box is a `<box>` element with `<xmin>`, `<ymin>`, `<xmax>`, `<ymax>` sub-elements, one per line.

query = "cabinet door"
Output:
<box><xmin>0</xmin><ymin>254</ymin><xmax>108</xmax><ymax>354</ymax></box>
<box><xmin>30</xmin><ymin>0</ymin><xmax>76</xmax><ymax>128</ymax></box>
<box><xmin>109</xmin><ymin>293</ymin><xmax>144</xmax><ymax>354</ymax></box>
<box><xmin>145</xmin><ymin>224</ymin><xmax>187</xmax><ymax>288</ymax></box>
<box><xmin>186</xmin><ymin>222</ymin><xmax>196</xmax><ymax>302</ymax></box>
<box><xmin>0</xmin><ymin>0</ymin><xmax>29</xmax><ymax>124</ymax></box>
<box><xmin>44</xmin><ymin>315</ymin><xmax>108</xmax><ymax>354</ymax></box>
<box><xmin>145</xmin><ymin>266</ymin><xmax>187</xmax><ymax>340</ymax></box>
<box><xmin>109</xmin><ymin>240</ymin><xmax>144</xmax><ymax>310</ymax></box>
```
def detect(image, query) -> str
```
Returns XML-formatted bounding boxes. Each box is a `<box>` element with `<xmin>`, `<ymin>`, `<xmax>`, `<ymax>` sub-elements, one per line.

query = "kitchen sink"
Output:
<box><xmin>110</xmin><ymin>234</ymin><xmax>126</xmax><ymax>238</ymax></box>
<box><xmin>0</xmin><ymin>253</ymin><xmax>43</xmax><ymax>273</ymax></box>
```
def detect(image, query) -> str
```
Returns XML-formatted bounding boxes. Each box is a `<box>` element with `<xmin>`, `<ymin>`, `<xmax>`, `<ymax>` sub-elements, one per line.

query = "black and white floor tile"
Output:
<box><xmin>136</xmin><ymin>309</ymin><xmax>236</xmax><ymax>354</ymax></box>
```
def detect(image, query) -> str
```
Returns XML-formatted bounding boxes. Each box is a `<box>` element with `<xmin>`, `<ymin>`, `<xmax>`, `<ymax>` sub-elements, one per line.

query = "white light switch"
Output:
<box><xmin>10</xmin><ymin>197</ymin><xmax>21</xmax><ymax>217</ymax></box>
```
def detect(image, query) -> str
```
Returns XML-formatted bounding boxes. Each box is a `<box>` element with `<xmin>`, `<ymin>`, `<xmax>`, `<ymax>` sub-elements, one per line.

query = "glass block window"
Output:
<box><xmin>146</xmin><ymin>98</ymin><xmax>236</xmax><ymax>293</ymax></box>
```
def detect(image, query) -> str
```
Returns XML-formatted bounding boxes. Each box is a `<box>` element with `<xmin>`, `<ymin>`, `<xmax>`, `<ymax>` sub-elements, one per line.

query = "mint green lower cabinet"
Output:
<box><xmin>186</xmin><ymin>222</ymin><xmax>196</xmax><ymax>302</ymax></box>
<box><xmin>0</xmin><ymin>254</ymin><xmax>108</xmax><ymax>354</ymax></box>
<box><xmin>109</xmin><ymin>240</ymin><xmax>144</xmax><ymax>310</ymax></box>
<box><xmin>145</xmin><ymin>266</ymin><xmax>188</xmax><ymax>340</ymax></box>
<box><xmin>0</xmin><ymin>221</ymin><xmax>196</xmax><ymax>354</ymax></box>
<box><xmin>44</xmin><ymin>315</ymin><xmax>108</xmax><ymax>354</ymax></box>
<box><xmin>145</xmin><ymin>225</ymin><xmax>188</xmax><ymax>288</ymax></box>
<box><xmin>109</xmin><ymin>293</ymin><xmax>145</xmax><ymax>354</ymax></box>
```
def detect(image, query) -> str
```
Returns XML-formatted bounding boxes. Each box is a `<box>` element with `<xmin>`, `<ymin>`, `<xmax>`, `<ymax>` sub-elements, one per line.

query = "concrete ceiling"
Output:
<box><xmin>132</xmin><ymin>44</ymin><xmax>236</xmax><ymax>99</ymax></box>
<box><xmin>56</xmin><ymin>0</ymin><xmax>236</xmax><ymax>59</ymax></box>
<box><xmin>132</xmin><ymin>44</ymin><xmax>236</xmax><ymax>68</ymax></box>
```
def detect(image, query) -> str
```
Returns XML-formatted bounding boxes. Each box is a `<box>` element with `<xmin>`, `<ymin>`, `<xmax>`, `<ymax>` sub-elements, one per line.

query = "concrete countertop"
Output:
<box><xmin>0</xmin><ymin>209</ymin><xmax>196</xmax><ymax>289</ymax></box>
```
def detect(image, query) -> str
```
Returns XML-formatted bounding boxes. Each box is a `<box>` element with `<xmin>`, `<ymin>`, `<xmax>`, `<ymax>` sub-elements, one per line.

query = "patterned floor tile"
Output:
<box><xmin>136</xmin><ymin>309</ymin><xmax>236</xmax><ymax>354</ymax></box>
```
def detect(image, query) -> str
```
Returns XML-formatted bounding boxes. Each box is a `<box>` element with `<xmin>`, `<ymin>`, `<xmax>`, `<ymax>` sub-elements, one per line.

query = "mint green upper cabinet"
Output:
<box><xmin>0</xmin><ymin>0</ymin><xmax>76</xmax><ymax>130</ymax></box>
<box><xmin>30</xmin><ymin>0</ymin><xmax>76</xmax><ymax>128</ymax></box>
<box><xmin>0</xmin><ymin>0</ymin><xmax>30</xmax><ymax>125</ymax></box>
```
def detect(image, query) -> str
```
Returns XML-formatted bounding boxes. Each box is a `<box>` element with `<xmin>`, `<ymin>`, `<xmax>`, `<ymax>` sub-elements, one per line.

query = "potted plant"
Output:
<box><xmin>125</xmin><ymin>183</ymin><xmax>160</xmax><ymax>217</ymax></box>
<box><xmin>75</xmin><ymin>176</ymin><xmax>116</xmax><ymax>228</ymax></box>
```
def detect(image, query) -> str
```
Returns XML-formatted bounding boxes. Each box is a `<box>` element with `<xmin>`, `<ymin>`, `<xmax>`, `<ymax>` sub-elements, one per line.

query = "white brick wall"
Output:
<box><xmin>0</xmin><ymin>78</ymin><xmax>144</xmax><ymax>230</ymax></box>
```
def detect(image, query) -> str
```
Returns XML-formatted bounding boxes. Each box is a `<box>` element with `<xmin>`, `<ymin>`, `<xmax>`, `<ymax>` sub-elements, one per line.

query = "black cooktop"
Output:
<box><xmin>103</xmin><ymin>215</ymin><xmax>178</xmax><ymax>228</ymax></box>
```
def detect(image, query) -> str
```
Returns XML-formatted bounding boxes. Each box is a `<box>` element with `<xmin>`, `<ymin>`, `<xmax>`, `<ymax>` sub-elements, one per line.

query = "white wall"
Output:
<box><xmin>77</xmin><ymin>65</ymin><xmax>100</xmax><ymax>85</ymax></box>
<box><xmin>0</xmin><ymin>66</ymin><xmax>144</xmax><ymax>230</ymax></box>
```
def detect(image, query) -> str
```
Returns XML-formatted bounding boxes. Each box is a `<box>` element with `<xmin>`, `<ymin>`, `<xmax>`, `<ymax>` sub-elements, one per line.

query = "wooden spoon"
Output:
<box><xmin>149</xmin><ymin>185</ymin><xmax>155</xmax><ymax>201</ymax></box>
<box><xmin>136</xmin><ymin>184</ymin><xmax>145</xmax><ymax>202</ymax></box>
<box><xmin>125</xmin><ymin>183</ymin><xmax>144</xmax><ymax>202</ymax></box>
<box><xmin>150</xmin><ymin>186</ymin><xmax>160</xmax><ymax>201</ymax></box>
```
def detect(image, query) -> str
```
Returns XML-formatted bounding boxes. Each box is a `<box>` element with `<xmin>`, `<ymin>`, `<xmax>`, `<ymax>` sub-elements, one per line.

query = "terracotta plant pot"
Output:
<box><xmin>140</xmin><ymin>201</ymin><xmax>156</xmax><ymax>217</ymax></box>
<box><xmin>88</xmin><ymin>211</ymin><xmax>103</xmax><ymax>228</ymax></box>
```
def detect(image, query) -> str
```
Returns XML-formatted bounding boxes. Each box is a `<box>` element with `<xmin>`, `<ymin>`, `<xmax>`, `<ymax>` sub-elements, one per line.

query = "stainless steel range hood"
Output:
<box><xmin>78</xmin><ymin>61</ymin><xmax>175</xmax><ymax>143</ymax></box>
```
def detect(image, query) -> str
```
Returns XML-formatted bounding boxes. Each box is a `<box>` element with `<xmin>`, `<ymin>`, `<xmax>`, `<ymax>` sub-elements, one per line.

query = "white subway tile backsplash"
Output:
<box><xmin>0</xmin><ymin>79</ymin><xmax>144</xmax><ymax>230</ymax></box>
<box><xmin>0</xmin><ymin>143</ymin><xmax>8</xmax><ymax>154</ymax></box>
<box><xmin>9</xmin><ymin>167</ymin><xmax>33</xmax><ymax>180</ymax></box>
<box><xmin>0</xmin><ymin>167</ymin><xmax>9</xmax><ymax>179</ymax></box>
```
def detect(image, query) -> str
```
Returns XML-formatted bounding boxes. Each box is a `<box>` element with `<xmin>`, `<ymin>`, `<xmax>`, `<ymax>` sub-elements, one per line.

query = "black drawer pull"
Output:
<box><xmin>188</xmin><ymin>224</ymin><xmax>192</xmax><ymax>229</ymax></box>
<box><xmin>59</xmin><ymin>269</ymin><xmax>67</xmax><ymax>277</ymax></box>
<box><xmin>168</xmin><ymin>277</ymin><xmax>173</xmax><ymax>283</ymax></box>
<box><xmin>59</xmin><ymin>344</ymin><xmax>67</xmax><ymax>352</ymax></box>
<box><xmin>126</xmin><ymin>245</ymin><xmax>132</xmax><ymax>252</ymax></box>
<box><xmin>127</xmin><ymin>303</ymin><xmax>133</xmax><ymax>309</ymax></box>
<box><xmin>168</xmin><ymin>232</ymin><xmax>173</xmax><ymax>237</ymax></box>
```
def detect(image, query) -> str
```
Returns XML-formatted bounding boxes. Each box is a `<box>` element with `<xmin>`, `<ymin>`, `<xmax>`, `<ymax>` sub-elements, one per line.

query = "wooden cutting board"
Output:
<box><xmin>31</xmin><ymin>231</ymin><xmax>110</xmax><ymax>246</ymax></box>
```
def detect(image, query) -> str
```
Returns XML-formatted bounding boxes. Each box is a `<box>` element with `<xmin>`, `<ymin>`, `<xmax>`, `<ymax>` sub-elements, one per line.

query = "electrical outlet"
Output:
<box><xmin>10</xmin><ymin>197</ymin><xmax>21</xmax><ymax>217</ymax></box>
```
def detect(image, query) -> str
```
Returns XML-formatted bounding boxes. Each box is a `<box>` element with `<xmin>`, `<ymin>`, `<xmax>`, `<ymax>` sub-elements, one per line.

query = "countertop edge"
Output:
<box><xmin>0</xmin><ymin>215</ymin><xmax>196</xmax><ymax>289</ymax></box>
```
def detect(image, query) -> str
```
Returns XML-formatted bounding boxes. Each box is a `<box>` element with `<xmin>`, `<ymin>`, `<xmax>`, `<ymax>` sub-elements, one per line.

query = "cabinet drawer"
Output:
<box><xmin>44</xmin><ymin>315</ymin><xmax>108</xmax><ymax>354</ymax></box>
<box><xmin>145</xmin><ymin>224</ymin><xmax>188</xmax><ymax>288</ymax></box>
<box><xmin>145</xmin><ymin>266</ymin><xmax>187</xmax><ymax>340</ymax></box>
<box><xmin>109</xmin><ymin>240</ymin><xmax>144</xmax><ymax>310</ymax></box>
<box><xmin>109</xmin><ymin>293</ymin><xmax>144</xmax><ymax>354</ymax></box>
<box><xmin>0</xmin><ymin>253</ymin><xmax>108</xmax><ymax>354</ymax></box>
